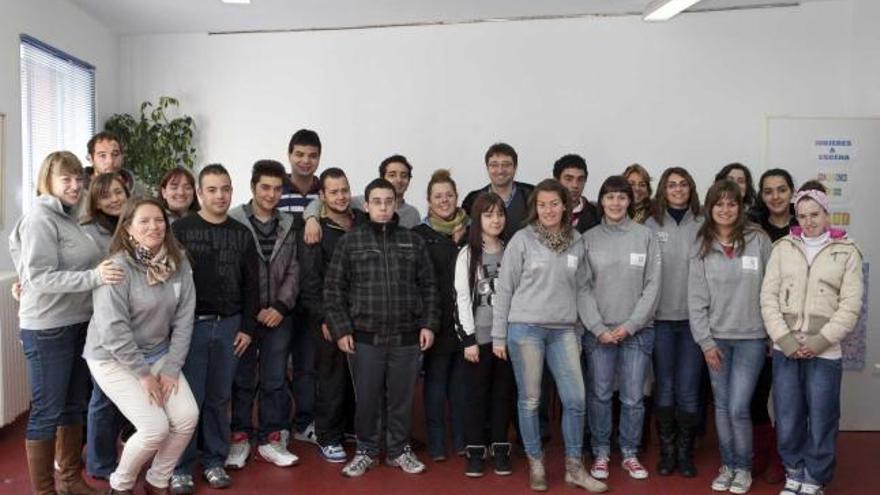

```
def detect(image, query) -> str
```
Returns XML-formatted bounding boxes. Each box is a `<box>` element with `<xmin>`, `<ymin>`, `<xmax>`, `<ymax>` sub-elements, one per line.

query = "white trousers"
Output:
<box><xmin>88</xmin><ymin>357</ymin><xmax>199</xmax><ymax>490</ymax></box>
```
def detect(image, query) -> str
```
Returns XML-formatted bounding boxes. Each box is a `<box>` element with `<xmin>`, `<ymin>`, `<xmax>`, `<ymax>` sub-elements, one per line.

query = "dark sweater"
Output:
<box><xmin>461</xmin><ymin>181</ymin><xmax>534</xmax><ymax>241</ymax></box>
<box><xmin>412</xmin><ymin>223</ymin><xmax>466</xmax><ymax>355</ymax></box>
<box><xmin>172</xmin><ymin>214</ymin><xmax>260</xmax><ymax>335</ymax></box>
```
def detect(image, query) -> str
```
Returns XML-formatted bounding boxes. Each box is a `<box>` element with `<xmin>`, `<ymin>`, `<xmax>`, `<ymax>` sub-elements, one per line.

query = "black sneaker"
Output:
<box><xmin>491</xmin><ymin>442</ymin><xmax>513</xmax><ymax>476</ymax></box>
<box><xmin>465</xmin><ymin>446</ymin><xmax>486</xmax><ymax>478</ymax></box>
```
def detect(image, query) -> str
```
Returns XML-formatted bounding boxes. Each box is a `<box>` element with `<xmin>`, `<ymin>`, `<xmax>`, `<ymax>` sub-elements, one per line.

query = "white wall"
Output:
<box><xmin>0</xmin><ymin>0</ymin><xmax>119</xmax><ymax>271</ymax></box>
<box><xmin>117</xmin><ymin>1</ymin><xmax>860</xmax><ymax>208</ymax></box>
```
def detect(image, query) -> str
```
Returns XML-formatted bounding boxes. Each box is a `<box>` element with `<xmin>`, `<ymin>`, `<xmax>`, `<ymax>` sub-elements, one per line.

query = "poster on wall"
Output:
<box><xmin>765</xmin><ymin>116</ymin><xmax>880</xmax><ymax>429</ymax></box>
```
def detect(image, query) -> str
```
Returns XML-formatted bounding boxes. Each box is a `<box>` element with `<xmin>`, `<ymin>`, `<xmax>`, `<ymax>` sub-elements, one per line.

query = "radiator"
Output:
<box><xmin>0</xmin><ymin>271</ymin><xmax>29</xmax><ymax>427</ymax></box>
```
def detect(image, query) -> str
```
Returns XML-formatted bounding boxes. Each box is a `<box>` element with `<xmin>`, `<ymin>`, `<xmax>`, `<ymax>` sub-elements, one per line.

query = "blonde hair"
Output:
<box><xmin>36</xmin><ymin>151</ymin><xmax>84</xmax><ymax>196</ymax></box>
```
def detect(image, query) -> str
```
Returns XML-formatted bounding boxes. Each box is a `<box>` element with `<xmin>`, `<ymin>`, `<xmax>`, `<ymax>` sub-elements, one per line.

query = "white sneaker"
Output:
<box><xmin>711</xmin><ymin>465</ymin><xmax>735</xmax><ymax>491</ymax></box>
<box><xmin>386</xmin><ymin>447</ymin><xmax>426</xmax><ymax>474</ymax></box>
<box><xmin>225</xmin><ymin>433</ymin><xmax>250</xmax><ymax>469</ymax></box>
<box><xmin>342</xmin><ymin>452</ymin><xmax>377</xmax><ymax>477</ymax></box>
<box><xmin>798</xmin><ymin>483</ymin><xmax>824</xmax><ymax>495</ymax></box>
<box><xmin>257</xmin><ymin>431</ymin><xmax>299</xmax><ymax>467</ymax></box>
<box><xmin>622</xmin><ymin>457</ymin><xmax>649</xmax><ymax>479</ymax></box>
<box><xmin>729</xmin><ymin>469</ymin><xmax>752</xmax><ymax>494</ymax></box>
<box><xmin>780</xmin><ymin>477</ymin><xmax>801</xmax><ymax>495</ymax></box>
<box><xmin>293</xmin><ymin>422</ymin><xmax>318</xmax><ymax>445</ymax></box>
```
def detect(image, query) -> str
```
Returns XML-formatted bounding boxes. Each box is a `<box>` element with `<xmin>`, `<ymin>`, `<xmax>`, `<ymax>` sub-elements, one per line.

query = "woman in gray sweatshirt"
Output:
<box><xmin>582</xmin><ymin>176</ymin><xmax>661</xmax><ymax>481</ymax></box>
<box><xmin>493</xmin><ymin>179</ymin><xmax>607</xmax><ymax>493</ymax></box>
<box><xmin>9</xmin><ymin>151</ymin><xmax>124</xmax><ymax>495</ymax></box>
<box><xmin>644</xmin><ymin>167</ymin><xmax>704</xmax><ymax>478</ymax></box>
<box><xmin>688</xmin><ymin>179</ymin><xmax>771</xmax><ymax>494</ymax></box>
<box><xmin>84</xmin><ymin>197</ymin><xmax>198</xmax><ymax>494</ymax></box>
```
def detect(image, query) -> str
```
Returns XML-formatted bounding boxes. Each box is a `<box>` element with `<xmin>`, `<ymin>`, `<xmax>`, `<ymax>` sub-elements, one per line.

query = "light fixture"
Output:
<box><xmin>643</xmin><ymin>0</ymin><xmax>704</xmax><ymax>22</ymax></box>
<box><xmin>221</xmin><ymin>0</ymin><xmax>251</xmax><ymax>4</ymax></box>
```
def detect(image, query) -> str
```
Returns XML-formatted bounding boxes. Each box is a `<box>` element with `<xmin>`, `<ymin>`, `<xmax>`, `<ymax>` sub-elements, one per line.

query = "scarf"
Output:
<box><xmin>533</xmin><ymin>223</ymin><xmax>574</xmax><ymax>253</ymax></box>
<box><xmin>131</xmin><ymin>241</ymin><xmax>176</xmax><ymax>286</ymax></box>
<box><xmin>427</xmin><ymin>208</ymin><xmax>469</xmax><ymax>236</ymax></box>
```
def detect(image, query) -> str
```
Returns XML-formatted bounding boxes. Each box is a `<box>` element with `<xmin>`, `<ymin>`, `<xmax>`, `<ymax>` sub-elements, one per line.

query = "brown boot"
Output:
<box><xmin>564</xmin><ymin>457</ymin><xmax>608</xmax><ymax>492</ymax></box>
<box><xmin>144</xmin><ymin>480</ymin><xmax>170</xmax><ymax>495</ymax></box>
<box><xmin>527</xmin><ymin>455</ymin><xmax>548</xmax><ymax>492</ymax></box>
<box><xmin>26</xmin><ymin>439</ymin><xmax>58</xmax><ymax>495</ymax></box>
<box><xmin>55</xmin><ymin>425</ymin><xmax>101</xmax><ymax>495</ymax></box>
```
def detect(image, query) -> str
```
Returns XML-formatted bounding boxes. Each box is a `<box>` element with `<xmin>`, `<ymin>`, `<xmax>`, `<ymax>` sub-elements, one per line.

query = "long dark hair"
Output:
<box><xmin>525</xmin><ymin>179</ymin><xmax>573</xmax><ymax>231</ymax></box>
<box><xmin>752</xmin><ymin>168</ymin><xmax>795</xmax><ymax>220</ymax></box>
<box><xmin>597</xmin><ymin>175</ymin><xmax>635</xmax><ymax>219</ymax></box>
<box><xmin>715</xmin><ymin>162</ymin><xmax>757</xmax><ymax>208</ymax></box>
<box><xmin>696</xmin><ymin>179</ymin><xmax>761</xmax><ymax>259</ymax></box>
<box><xmin>109</xmin><ymin>197</ymin><xmax>186</xmax><ymax>267</ymax></box>
<box><xmin>82</xmin><ymin>172</ymin><xmax>130</xmax><ymax>232</ymax></box>
<box><xmin>466</xmin><ymin>192</ymin><xmax>507</xmax><ymax>291</ymax></box>
<box><xmin>651</xmin><ymin>167</ymin><xmax>701</xmax><ymax>225</ymax></box>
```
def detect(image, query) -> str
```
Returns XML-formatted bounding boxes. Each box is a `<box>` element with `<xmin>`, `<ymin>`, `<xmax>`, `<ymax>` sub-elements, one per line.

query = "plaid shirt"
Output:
<box><xmin>324</xmin><ymin>218</ymin><xmax>439</xmax><ymax>344</ymax></box>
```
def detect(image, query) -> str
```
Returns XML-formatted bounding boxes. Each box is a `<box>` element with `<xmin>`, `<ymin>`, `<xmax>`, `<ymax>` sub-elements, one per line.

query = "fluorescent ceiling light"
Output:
<box><xmin>221</xmin><ymin>0</ymin><xmax>251</xmax><ymax>4</ymax></box>
<box><xmin>643</xmin><ymin>0</ymin><xmax>704</xmax><ymax>21</ymax></box>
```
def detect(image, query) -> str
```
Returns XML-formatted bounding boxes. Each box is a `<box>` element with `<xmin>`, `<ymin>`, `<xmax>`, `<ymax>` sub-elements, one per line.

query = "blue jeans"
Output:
<box><xmin>176</xmin><ymin>315</ymin><xmax>240</xmax><ymax>473</ymax></box>
<box><xmin>231</xmin><ymin>317</ymin><xmax>293</xmax><ymax>444</ymax></box>
<box><xmin>708</xmin><ymin>338</ymin><xmax>766</xmax><ymax>470</ymax></box>
<box><xmin>20</xmin><ymin>323</ymin><xmax>91</xmax><ymax>441</ymax></box>
<box><xmin>653</xmin><ymin>320</ymin><xmax>704</xmax><ymax>413</ymax></box>
<box><xmin>772</xmin><ymin>351</ymin><xmax>842</xmax><ymax>485</ymax></box>
<box><xmin>423</xmin><ymin>350</ymin><xmax>466</xmax><ymax>458</ymax></box>
<box><xmin>86</xmin><ymin>380</ymin><xmax>122</xmax><ymax>476</ymax></box>
<box><xmin>507</xmin><ymin>324</ymin><xmax>585</xmax><ymax>459</ymax></box>
<box><xmin>584</xmin><ymin>327</ymin><xmax>654</xmax><ymax>459</ymax></box>
<box><xmin>289</xmin><ymin>313</ymin><xmax>316</xmax><ymax>432</ymax></box>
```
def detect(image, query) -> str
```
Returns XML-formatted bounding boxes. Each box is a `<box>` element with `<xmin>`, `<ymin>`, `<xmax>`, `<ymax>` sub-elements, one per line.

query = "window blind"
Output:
<box><xmin>19</xmin><ymin>35</ymin><xmax>95</xmax><ymax>208</ymax></box>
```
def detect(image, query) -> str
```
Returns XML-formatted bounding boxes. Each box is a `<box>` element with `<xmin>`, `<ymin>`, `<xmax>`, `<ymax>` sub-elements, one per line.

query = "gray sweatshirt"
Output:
<box><xmin>84</xmin><ymin>252</ymin><xmax>196</xmax><ymax>378</ymax></box>
<box><xmin>303</xmin><ymin>195</ymin><xmax>421</xmax><ymax>229</ymax></box>
<box><xmin>687</xmin><ymin>229</ymin><xmax>772</xmax><ymax>351</ymax></box>
<box><xmin>645</xmin><ymin>210</ymin><xmax>703</xmax><ymax>321</ymax></box>
<box><xmin>81</xmin><ymin>221</ymin><xmax>114</xmax><ymax>255</ymax></box>
<box><xmin>583</xmin><ymin>217</ymin><xmax>661</xmax><ymax>336</ymax></box>
<box><xmin>492</xmin><ymin>224</ymin><xmax>599</xmax><ymax>345</ymax></box>
<box><xmin>9</xmin><ymin>195</ymin><xmax>103</xmax><ymax>330</ymax></box>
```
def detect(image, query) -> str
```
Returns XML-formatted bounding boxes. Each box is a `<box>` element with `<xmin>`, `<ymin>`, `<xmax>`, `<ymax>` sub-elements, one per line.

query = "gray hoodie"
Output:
<box><xmin>688</xmin><ymin>229</ymin><xmax>772</xmax><ymax>351</ymax></box>
<box><xmin>84</xmin><ymin>252</ymin><xmax>196</xmax><ymax>378</ymax></box>
<box><xmin>645</xmin><ymin>210</ymin><xmax>703</xmax><ymax>321</ymax></box>
<box><xmin>81</xmin><ymin>221</ymin><xmax>114</xmax><ymax>255</ymax></box>
<box><xmin>9</xmin><ymin>195</ymin><xmax>103</xmax><ymax>330</ymax></box>
<box><xmin>583</xmin><ymin>217</ymin><xmax>661</xmax><ymax>336</ymax></box>
<box><xmin>492</xmin><ymin>224</ymin><xmax>599</xmax><ymax>346</ymax></box>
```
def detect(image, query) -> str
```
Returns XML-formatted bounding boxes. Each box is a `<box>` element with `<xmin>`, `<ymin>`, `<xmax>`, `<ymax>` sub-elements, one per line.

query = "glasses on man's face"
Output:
<box><xmin>369</xmin><ymin>198</ymin><xmax>395</xmax><ymax>208</ymax></box>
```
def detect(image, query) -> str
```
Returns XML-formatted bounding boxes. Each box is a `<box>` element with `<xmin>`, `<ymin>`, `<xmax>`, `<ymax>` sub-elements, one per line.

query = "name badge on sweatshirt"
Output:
<box><xmin>567</xmin><ymin>255</ymin><xmax>578</xmax><ymax>269</ymax></box>
<box><xmin>742</xmin><ymin>256</ymin><xmax>759</xmax><ymax>271</ymax></box>
<box><xmin>173</xmin><ymin>282</ymin><xmax>182</xmax><ymax>299</ymax></box>
<box><xmin>630</xmin><ymin>253</ymin><xmax>646</xmax><ymax>267</ymax></box>
<box><xmin>656</xmin><ymin>232</ymin><xmax>669</xmax><ymax>243</ymax></box>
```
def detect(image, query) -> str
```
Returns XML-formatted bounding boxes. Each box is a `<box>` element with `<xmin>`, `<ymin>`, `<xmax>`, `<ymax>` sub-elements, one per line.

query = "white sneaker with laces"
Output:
<box><xmin>225</xmin><ymin>436</ymin><xmax>250</xmax><ymax>469</ymax></box>
<box><xmin>711</xmin><ymin>465</ymin><xmax>735</xmax><ymax>491</ymax></box>
<box><xmin>293</xmin><ymin>422</ymin><xmax>318</xmax><ymax>445</ymax></box>
<box><xmin>257</xmin><ymin>431</ymin><xmax>299</xmax><ymax>467</ymax></box>
<box><xmin>780</xmin><ymin>477</ymin><xmax>801</xmax><ymax>495</ymax></box>
<box><xmin>622</xmin><ymin>457</ymin><xmax>649</xmax><ymax>479</ymax></box>
<box><xmin>386</xmin><ymin>447</ymin><xmax>426</xmax><ymax>474</ymax></box>
<box><xmin>342</xmin><ymin>452</ymin><xmax>377</xmax><ymax>477</ymax></box>
<box><xmin>320</xmin><ymin>443</ymin><xmax>347</xmax><ymax>463</ymax></box>
<box><xmin>590</xmin><ymin>457</ymin><xmax>610</xmax><ymax>480</ymax></box>
<box><xmin>798</xmin><ymin>483</ymin><xmax>824</xmax><ymax>495</ymax></box>
<box><xmin>729</xmin><ymin>469</ymin><xmax>752</xmax><ymax>494</ymax></box>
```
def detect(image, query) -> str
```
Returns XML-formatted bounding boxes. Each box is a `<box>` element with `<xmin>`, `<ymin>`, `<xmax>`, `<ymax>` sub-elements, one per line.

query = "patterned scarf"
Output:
<box><xmin>131</xmin><ymin>241</ymin><xmax>176</xmax><ymax>286</ymax></box>
<box><xmin>427</xmin><ymin>208</ymin><xmax>469</xmax><ymax>236</ymax></box>
<box><xmin>533</xmin><ymin>223</ymin><xmax>574</xmax><ymax>253</ymax></box>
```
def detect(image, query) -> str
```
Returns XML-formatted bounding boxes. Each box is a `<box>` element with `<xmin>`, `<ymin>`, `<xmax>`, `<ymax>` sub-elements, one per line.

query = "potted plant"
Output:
<box><xmin>104</xmin><ymin>96</ymin><xmax>196</xmax><ymax>192</ymax></box>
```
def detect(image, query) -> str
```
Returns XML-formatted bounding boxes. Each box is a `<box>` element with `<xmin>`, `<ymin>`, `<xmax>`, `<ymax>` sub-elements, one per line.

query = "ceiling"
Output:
<box><xmin>69</xmin><ymin>0</ymin><xmax>839</xmax><ymax>35</ymax></box>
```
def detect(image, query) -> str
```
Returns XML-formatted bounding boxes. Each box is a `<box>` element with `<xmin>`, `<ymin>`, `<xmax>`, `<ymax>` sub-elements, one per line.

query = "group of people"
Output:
<box><xmin>9</xmin><ymin>129</ymin><xmax>862</xmax><ymax>495</ymax></box>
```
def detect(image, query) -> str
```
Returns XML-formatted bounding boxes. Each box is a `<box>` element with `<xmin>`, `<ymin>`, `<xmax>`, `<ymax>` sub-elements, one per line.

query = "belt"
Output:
<box><xmin>194</xmin><ymin>314</ymin><xmax>226</xmax><ymax>322</ymax></box>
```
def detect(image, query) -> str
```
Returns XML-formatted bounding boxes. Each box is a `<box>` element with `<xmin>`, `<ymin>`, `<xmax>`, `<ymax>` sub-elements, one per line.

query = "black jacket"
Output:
<box><xmin>297</xmin><ymin>210</ymin><xmax>368</xmax><ymax>322</ymax></box>
<box><xmin>574</xmin><ymin>199</ymin><xmax>601</xmax><ymax>233</ymax></box>
<box><xmin>324</xmin><ymin>217</ymin><xmax>439</xmax><ymax>346</ymax></box>
<box><xmin>412</xmin><ymin>223</ymin><xmax>466</xmax><ymax>354</ymax></box>
<box><xmin>461</xmin><ymin>181</ymin><xmax>534</xmax><ymax>241</ymax></box>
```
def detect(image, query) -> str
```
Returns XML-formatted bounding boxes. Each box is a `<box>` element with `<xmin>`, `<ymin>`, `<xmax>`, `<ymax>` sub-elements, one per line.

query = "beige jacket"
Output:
<box><xmin>760</xmin><ymin>233</ymin><xmax>863</xmax><ymax>357</ymax></box>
